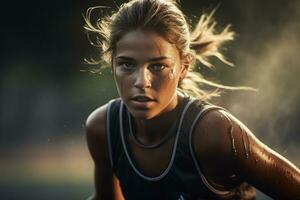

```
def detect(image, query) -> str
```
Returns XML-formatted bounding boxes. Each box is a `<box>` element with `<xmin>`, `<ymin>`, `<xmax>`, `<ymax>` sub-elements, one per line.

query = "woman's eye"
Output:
<box><xmin>149</xmin><ymin>64</ymin><xmax>166</xmax><ymax>71</ymax></box>
<box><xmin>118</xmin><ymin>62</ymin><xmax>135</xmax><ymax>71</ymax></box>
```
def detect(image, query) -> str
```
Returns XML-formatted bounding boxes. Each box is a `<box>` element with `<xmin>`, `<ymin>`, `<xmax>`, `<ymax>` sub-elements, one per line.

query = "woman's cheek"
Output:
<box><xmin>114</xmin><ymin>71</ymin><xmax>127</xmax><ymax>97</ymax></box>
<box><xmin>157</xmin><ymin>78</ymin><xmax>178</xmax><ymax>99</ymax></box>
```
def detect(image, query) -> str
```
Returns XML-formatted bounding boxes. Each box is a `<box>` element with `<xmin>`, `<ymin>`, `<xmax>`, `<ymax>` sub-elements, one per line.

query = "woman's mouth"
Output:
<box><xmin>130</xmin><ymin>95</ymin><xmax>156</xmax><ymax>107</ymax></box>
<box><xmin>132</xmin><ymin>95</ymin><xmax>154</xmax><ymax>101</ymax></box>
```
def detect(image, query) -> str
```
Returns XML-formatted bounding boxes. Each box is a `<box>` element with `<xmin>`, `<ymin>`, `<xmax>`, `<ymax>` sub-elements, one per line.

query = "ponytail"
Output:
<box><xmin>179</xmin><ymin>11</ymin><xmax>255</xmax><ymax>100</ymax></box>
<box><xmin>83</xmin><ymin>1</ymin><xmax>255</xmax><ymax>100</ymax></box>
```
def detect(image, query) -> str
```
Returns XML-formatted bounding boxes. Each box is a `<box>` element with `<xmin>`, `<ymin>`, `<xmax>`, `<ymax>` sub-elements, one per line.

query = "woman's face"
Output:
<box><xmin>113</xmin><ymin>30</ymin><xmax>187</xmax><ymax>120</ymax></box>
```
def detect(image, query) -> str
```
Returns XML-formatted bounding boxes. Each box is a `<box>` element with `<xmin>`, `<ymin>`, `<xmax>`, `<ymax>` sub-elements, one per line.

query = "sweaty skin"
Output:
<box><xmin>85</xmin><ymin>30</ymin><xmax>300</xmax><ymax>200</ymax></box>
<box><xmin>193</xmin><ymin>110</ymin><xmax>300</xmax><ymax>199</ymax></box>
<box><xmin>85</xmin><ymin>102</ymin><xmax>300</xmax><ymax>200</ymax></box>
<box><xmin>112</xmin><ymin>30</ymin><xmax>188</xmax><ymax>144</ymax></box>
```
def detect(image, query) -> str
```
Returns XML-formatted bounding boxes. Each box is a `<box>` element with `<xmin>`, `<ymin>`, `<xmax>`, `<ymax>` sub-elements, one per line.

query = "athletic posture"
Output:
<box><xmin>83</xmin><ymin>0</ymin><xmax>300</xmax><ymax>199</ymax></box>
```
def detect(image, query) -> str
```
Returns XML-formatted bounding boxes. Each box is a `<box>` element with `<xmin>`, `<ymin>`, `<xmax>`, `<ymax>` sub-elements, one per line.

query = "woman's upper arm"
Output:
<box><xmin>85</xmin><ymin>104</ymin><xmax>115</xmax><ymax>200</ymax></box>
<box><xmin>194</xmin><ymin>109</ymin><xmax>300</xmax><ymax>199</ymax></box>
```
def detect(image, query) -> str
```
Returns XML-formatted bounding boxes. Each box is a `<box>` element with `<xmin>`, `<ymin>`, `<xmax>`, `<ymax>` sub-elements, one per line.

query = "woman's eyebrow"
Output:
<box><xmin>115</xmin><ymin>56</ymin><xmax>135</xmax><ymax>61</ymax></box>
<box><xmin>146</xmin><ymin>56</ymin><xmax>172</xmax><ymax>62</ymax></box>
<box><xmin>116</xmin><ymin>56</ymin><xmax>172</xmax><ymax>62</ymax></box>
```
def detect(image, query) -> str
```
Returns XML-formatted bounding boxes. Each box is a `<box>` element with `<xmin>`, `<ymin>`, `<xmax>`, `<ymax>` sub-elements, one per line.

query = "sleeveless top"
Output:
<box><xmin>105</xmin><ymin>95</ymin><xmax>256</xmax><ymax>200</ymax></box>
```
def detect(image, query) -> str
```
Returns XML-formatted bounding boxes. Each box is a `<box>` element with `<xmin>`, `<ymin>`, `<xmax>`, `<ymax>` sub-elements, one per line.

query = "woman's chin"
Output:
<box><xmin>129</xmin><ymin>110</ymin><xmax>156</xmax><ymax>120</ymax></box>
<box><xmin>125</xmin><ymin>106</ymin><xmax>156</xmax><ymax>120</ymax></box>
<box><xmin>124</xmin><ymin>101</ymin><xmax>158</xmax><ymax>120</ymax></box>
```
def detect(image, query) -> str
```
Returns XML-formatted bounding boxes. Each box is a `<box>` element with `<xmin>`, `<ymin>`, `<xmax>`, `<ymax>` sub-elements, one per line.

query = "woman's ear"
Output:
<box><xmin>111</xmin><ymin>57</ymin><xmax>115</xmax><ymax>74</ymax></box>
<box><xmin>180</xmin><ymin>54</ymin><xmax>191</xmax><ymax>81</ymax></box>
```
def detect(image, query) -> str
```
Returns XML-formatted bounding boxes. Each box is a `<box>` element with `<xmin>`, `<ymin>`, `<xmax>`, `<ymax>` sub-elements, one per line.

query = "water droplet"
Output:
<box><xmin>168</xmin><ymin>69</ymin><xmax>175</xmax><ymax>79</ymax></box>
<box><xmin>228</xmin><ymin>125</ymin><xmax>237</xmax><ymax>155</ymax></box>
<box><xmin>240</xmin><ymin>126</ymin><xmax>249</xmax><ymax>158</ymax></box>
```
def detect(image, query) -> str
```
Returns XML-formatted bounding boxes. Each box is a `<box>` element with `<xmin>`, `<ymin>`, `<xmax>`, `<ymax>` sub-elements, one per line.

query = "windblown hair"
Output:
<box><xmin>83</xmin><ymin>0</ymin><xmax>253</xmax><ymax>100</ymax></box>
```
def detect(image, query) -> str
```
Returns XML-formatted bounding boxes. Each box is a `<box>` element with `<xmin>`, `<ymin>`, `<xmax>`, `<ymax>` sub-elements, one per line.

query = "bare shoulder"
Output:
<box><xmin>194</xmin><ymin>108</ymin><xmax>258</xmax><ymax>162</ymax></box>
<box><xmin>193</xmin><ymin>109</ymin><xmax>235</xmax><ymax>159</ymax></box>
<box><xmin>192</xmin><ymin>108</ymin><xmax>249</xmax><ymax>186</ymax></box>
<box><xmin>193</xmin><ymin>107</ymin><xmax>300</xmax><ymax>198</ymax></box>
<box><xmin>85</xmin><ymin>103</ymin><xmax>110</xmax><ymax>164</ymax></box>
<box><xmin>86</xmin><ymin>102</ymin><xmax>119</xmax><ymax>199</ymax></box>
<box><xmin>86</xmin><ymin>103</ymin><xmax>109</xmax><ymax>136</ymax></box>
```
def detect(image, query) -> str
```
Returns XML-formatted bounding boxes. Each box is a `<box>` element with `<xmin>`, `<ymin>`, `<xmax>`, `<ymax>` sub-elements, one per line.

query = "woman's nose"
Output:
<box><xmin>134</xmin><ymin>67</ymin><xmax>152</xmax><ymax>89</ymax></box>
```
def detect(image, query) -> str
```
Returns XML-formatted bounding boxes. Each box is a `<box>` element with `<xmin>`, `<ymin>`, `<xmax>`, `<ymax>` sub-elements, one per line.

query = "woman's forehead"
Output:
<box><xmin>115</xmin><ymin>30</ymin><xmax>179</xmax><ymax>60</ymax></box>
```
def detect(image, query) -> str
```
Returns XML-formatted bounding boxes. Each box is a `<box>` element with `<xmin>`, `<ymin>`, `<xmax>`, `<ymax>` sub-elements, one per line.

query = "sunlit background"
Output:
<box><xmin>1</xmin><ymin>0</ymin><xmax>299</xmax><ymax>199</ymax></box>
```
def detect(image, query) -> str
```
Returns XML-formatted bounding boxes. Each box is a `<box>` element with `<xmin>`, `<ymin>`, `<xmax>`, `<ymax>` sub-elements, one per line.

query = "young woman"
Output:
<box><xmin>83</xmin><ymin>0</ymin><xmax>300</xmax><ymax>199</ymax></box>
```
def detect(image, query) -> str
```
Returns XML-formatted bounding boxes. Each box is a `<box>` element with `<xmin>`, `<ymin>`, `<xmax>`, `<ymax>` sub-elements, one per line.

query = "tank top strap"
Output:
<box><xmin>106</xmin><ymin>98</ymin><xmax>123</xmax><ymax>171</ymax></box>
<box><xmin>176</xmin><ymin>99</ymin><xmax>214</xmax><ymax>148</ymax></box>
<box><xmin>175</xmin><ymin>99</ymin><xmax>237</xmax><ymax>198</ymax></box>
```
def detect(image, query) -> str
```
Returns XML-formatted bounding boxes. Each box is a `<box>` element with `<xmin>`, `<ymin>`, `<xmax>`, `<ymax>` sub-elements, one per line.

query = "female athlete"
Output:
<box><xmin>83</xmin><ymin>0</ymin><xmax>300</xmax><ymax>199</ymax></box>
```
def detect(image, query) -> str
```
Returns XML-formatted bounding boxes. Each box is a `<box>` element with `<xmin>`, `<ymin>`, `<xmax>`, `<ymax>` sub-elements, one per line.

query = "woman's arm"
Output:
<box><xmin>85</xmin><ymin>104</ymin><xmax>122</xmax><ymax>200</ymax></box>
<box><xmin>193</xmin><ymin>109</ymin><xmax>300</xmax><ymax>199</ymax></box>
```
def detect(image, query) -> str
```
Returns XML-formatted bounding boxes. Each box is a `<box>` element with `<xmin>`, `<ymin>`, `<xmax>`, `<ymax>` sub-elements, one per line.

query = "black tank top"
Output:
<box><xmin>105</xmin><ymin>96</ymin><xmax>256</xmax><ymax>200</ymax></box>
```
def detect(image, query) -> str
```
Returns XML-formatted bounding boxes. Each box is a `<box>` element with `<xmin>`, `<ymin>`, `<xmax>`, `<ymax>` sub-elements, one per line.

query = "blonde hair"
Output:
<box><xmin>83</xmin><ymin>0</ymin><xmax>254</xmax><ymax>100</ymax></box>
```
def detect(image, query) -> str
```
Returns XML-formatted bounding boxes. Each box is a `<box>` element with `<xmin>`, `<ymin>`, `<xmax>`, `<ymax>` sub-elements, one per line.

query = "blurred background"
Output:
<box><xmin>1</xmin><ymin>0</ymin><xmax>299</xmax><ymax>199</ymax></box>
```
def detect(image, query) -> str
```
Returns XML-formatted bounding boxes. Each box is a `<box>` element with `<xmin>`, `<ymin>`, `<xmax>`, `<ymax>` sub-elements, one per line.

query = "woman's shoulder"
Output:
<box><xmin>192</xmin><ymin>107</ymin><xmax>247</xmax><ymax>186</ymax></box>
<box><xmin>85</xmin><ymin>102</ymin><xmax>111</xmax><ymax>163</ymax></box>
<box><xmin>191</xmin><ymin>103</ymin><xmax>257</xmax><ymax>178</ymax></box>
<box><xmin>85</xmin><ymin>103</ymin><xmax>109</xmax><ymax>136</ymax></box>
<box><xmin>194</xmin><ymin>103</ymin><xmax>252</xmax><ymax>159</ymax></box>
<box><xmin>85</xmin><ymin>98</ymin><xmax>120</xmax><ymax>134</ymax></box>
<box><xmin>193</xmin><ymin>108</ymin><xmax>237</xmax><ymax>158</ymax></box>
<box><xmin>193</xmin><ymin>106</ymin><xmax>251</xmax><ymax>157</ymax></box>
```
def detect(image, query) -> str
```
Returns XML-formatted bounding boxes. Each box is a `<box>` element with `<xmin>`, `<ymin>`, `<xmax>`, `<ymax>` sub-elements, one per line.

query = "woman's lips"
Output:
<box><xmin>131</xmin><ymin>95</ymin><xmax>155</xmax><ymax>101</ymax></box>
<box><xmin>131</xmin><ymin>100</ymin><xmax>156</xmax><ymax>108</ymax></box>
<box><xmin>130</xmin><ymin>97</ymin><xmax>156</xmax><ymax>108</ymax></box>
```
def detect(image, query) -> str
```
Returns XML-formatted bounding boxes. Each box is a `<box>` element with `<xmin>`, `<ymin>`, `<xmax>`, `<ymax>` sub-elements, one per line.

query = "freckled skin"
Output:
<box><xmin>112</xmin><ymin>30</ymin><xmax>188</xmax><ymax>143</ymax></box>
<box><xmin>85</xmin><ymin>30</ymin><xmax>300</xmax><ymax>200</ymax></box>
<box><xmin>113</xmin><ymin>30</ymin><xmax>184</xmax><ymax>120</ymax></box>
